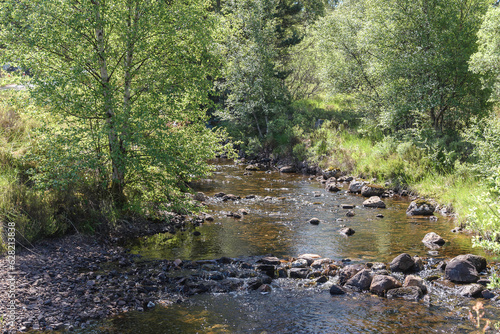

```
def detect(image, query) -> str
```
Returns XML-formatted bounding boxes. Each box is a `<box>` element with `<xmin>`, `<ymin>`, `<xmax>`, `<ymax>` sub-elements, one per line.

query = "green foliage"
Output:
<box><xmin>464</xmin><ymin>116</ymin><xmax>500</xmax><ymax>179</ymax></box>
<box><xmin>1</xmin><ymin>0</ymin><xmax>230</xmax><ymax>210</ymax></box>
<box><xmin>314</xmin><ymin>0</ymin><xmax>491</xmax><ymax>133</ymax></box>
<box><xmin>487</xmin><ymin>268</ymin><xmax>500</xmax><ymax>290</ymax></box>
<box><xmin>469</xmin><ymin>174</ymin><xmax>500</xmax><ymax>253</ymax></box>
<box><xmin>217</xmin><ymin>0</ymin><xmax>290</xmax><ymax>144</ymax></box>
<box><xmin>470</xmin><ymin>5</ymin><xmax>500</xmax><ymax>102</ymax></box>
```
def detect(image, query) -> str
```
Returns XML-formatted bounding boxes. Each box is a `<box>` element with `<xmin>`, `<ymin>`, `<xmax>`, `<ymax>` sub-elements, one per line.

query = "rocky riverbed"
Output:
<box><xmin>1</xmin><ymin>230</ymin><xmax>499</xmax><ymax>333</ymax></box>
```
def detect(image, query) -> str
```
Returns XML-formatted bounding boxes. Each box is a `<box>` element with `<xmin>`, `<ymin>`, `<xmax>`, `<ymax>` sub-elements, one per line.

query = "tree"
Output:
<box><xmin>470</xmin><ymin>5</ymin><xmax>500</xmax><ymax>102</ymax></box>
<box><xmin>315</xmin><ymin>0</ymin><xmax>491</xmax><ymax>133</ymax></box>
<box><xmin>0</xmin><ymin>0</ymin><xmax>229</xmax><ymax>209</ymax></box>
<box><xmin>217</xmin><ymin>0</ymin><xmax>289</xmax><ymax>142</ymax></box>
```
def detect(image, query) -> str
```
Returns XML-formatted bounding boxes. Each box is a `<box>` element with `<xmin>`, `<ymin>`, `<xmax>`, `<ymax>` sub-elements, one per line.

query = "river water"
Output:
<box><xmin>82</xmin><ymin>160</ymin><xmax>500</xmax><ymax>333</ymax></box>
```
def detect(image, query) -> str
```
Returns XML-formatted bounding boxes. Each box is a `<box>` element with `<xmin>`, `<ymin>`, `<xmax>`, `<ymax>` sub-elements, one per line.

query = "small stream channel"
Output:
<box><xmin>80</xmin><ymin>160</ymin><xmax>500</xmax><ymax>333</ymax></box>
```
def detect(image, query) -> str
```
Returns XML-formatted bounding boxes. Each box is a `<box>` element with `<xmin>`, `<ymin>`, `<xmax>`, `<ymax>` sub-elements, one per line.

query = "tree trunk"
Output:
<box><xmin>94</xmin><ymin>1</ymin><xmax>126</xmax><ymax>206</ymax></box>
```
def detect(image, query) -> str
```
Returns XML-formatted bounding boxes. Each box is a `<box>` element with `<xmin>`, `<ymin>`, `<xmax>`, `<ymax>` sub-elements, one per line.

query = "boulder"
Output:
<box><xmin>280</xmin><ymin>166</ymin><xmax>296</xmax><ymax>173</ymax></box>
<box><xmin>345</xmin><ymin>269</ymin><xmax>373</xmax><ymax>291</ymax></box>
<box><xmin>291</xmin><ymin>259</ymin><xmax>308</xmax><ymax>268</ymax></box>
<box><xmin>311</xmin><ymin>258</ymin><xmax>332</xmax><ymax>269</ymax></box>
<box><xmin>445</xmin><ymin>257</ymin><xmax>479</xmax><ymax>283</ymax></box>
<box><xmin>459</xmin><ymin>284</ymin><xmax>484</xmax><ymax>298</ymax></box>
<box><xmin>194</xmin><ymin>192</ymin><xmax>208</xmax><ymax>202</ymax></box>
<box><xmin>308</xmin><ymin>218</ymin><xmax>320</xmax><ymax>225</ymax></box>
<box><xmin>361</xmin><ymin>184</ymin><xmax>385</xmax><ymax>197</ymax></box>
<box><xmin>370</xmin><ymin>275</ymin><xmax>402</xmax><ymax>296</ymax></box>
<box><xmin>325</xmin><ymin>182</ymin><xmax>341</xmax><ymax>192</ymax></box>
<box><xmin>339</xmin><ymin>264</ymin><xmax>365</xmax><ymax>285</ymax></box>
<box><xmin>452</xmin><ymin>254</ymin><xmax>487</xmax><ymax>273</ymax></box>
<box><xmin>406</xmin><ymin>200</ymin><xmax>435</xmax><ymax>216</ymax></box>
<box><xmin>323</xmin><ymin>168</ymin><xmax>342</xmax><ymax>179</ymax></box>
<box><xmin>362</xmin><ymin>196</ymin><xmax>386</xmax><ymax>208</ymax></box>
<box><xmin>340</xmin><ymin>227</ymin><xmax>355</xmax><ymax>236</ymax></box>
<box><xmin>340</xmin><ymin>204</ymin><xmax>355</xmax><ymax>209</ymax></box>
<box><xmin>329</xmin><ymin>284</ymin><xmax>346</xmax><ymax>295</ymax></box>
<box><xmin>289</xmin><ymin>268</ymin><xmax>309</xmax><ymax>279</ymax></box>
<box><xmin>403</xmin><ymin>275</ymin><xmax>427</xmax><ymax>294</ymax></box>
<box><xmin>298</xmin><ymin>254</ymin><xmax>322</xmax><ymax>266</ymax></box>
<box><xmin>386</xmin><ymin>286</ymin><xmax>423</xmax><ymax>301</ymax></box>
<box><xmin>222</xmin><ymin>194</ymin><xmax>240</xmax><ymax>201</ymax></box>
<box><xmin>422</xmin><ymin>232</ymin><xmax>445</xmax><ymax>248</ymax></box>
<box><xmin>390</xmin><ymin>253</ymin><xmax>415</xmax><ymax>273</ymax></box>
<box><xmin>348</xmin><ymin>180</ymin><xmax>366</xmax><ymax>193</ymax></box>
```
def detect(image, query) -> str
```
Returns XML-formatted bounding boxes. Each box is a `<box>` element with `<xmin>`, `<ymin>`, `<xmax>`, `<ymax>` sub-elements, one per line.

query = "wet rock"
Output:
<box><xmin>289</xmin><ymin>268</ymin><xmax>310</xmax><ymax>279</ymax></box>
<box><xmin>477</xmin><ymin>278</ymin><xmax>490</xmax><ymax>287</ymax></box>
<box><xmin>308</xmin><ymin>218</ymin><xmax>321</xmax><ymax>225</ymax></box>
<box><xmin>390</xmin><ymin>253</ymin><xmax>415</xmax><ymax>273</ymax></box>
<box><xmin>325</xmin><ymin>182</ymin><xmax>341</xmax><ymax>192</ymax></box>
<box><xmin>316</xmin><ymin>276</ymin><xmax>328</xmax><ymax>284</ymax></box>
<box><xmin>459</xmin><ymin>284</ymin><xmax>484</xmax><ymax>298</ymax></box>
<box><xmin>361</xmin><ymin>184</ymin><xmax>385</xmax><ymax>197</ymax></box>
<box><xmin>412</xmin><ymin>256</ymin><xmax>425</xmax><ymax>272</ymax></box>
<box><xmin>258</xmin><ymin>257</ymin><xmax>281</xmax><ymax>265</ymax></box>
<box><xmin>298</xmin><ymin>254</ymin><xmax>322</xmax><ymax>266</ymax></box>
<box><xmin>348</xmin><ymin>180</ymin><xmax>366</xmax><ymax>194</ymax></box>
<box><xmin>482</xmin><ymin>290</ymin><xmax>495</xmax><ymax>299</ymax></box>
<box><xmin>339</xmin><ymin>264</ymin><xmax>365</xmax><ymax>285</ymax></box>
<box><xmin>371</xmin><ymin>263</ymin><xmax>387</xmax><ymax>271</ymax></box>
<box><xmin>222</xmin><ymin>194</ymin><xmax>240</xmax><ymax>201</ymax></box>
<box><xmin>337</xmin><ymin>176</ymin><xmax>353</xmax><ymax>183</ymax></box>
<box><xmin>257</xmin><ymin>284</ymin><xmax>272</xmax><ymax>293</ymax></box>
<box><xmin>311</xmin><ymin>258</ymin><xmax>332</xmax><ymax>269</ymax></box>
<box><xmin>345</xmin><ymin>269</ymin><xmax>373</xmax><ymax>291</ymax></box>
<box><xmin>422</xmin><ymin>232</ymin><xmax>445</xmax><ymax>248</ymax></box>
<box><xmin>376</xmin><ymin>214</ymin><xmax>384</xmax><ymax>218</ymax></box>
<box><xmin>291</xmin><ymin>259</ymin><xmax>308</xmax><ymax>268</ymax></box>
<box><xmin>323</xmin><ymin>168</ymin><xmax>342</xmax><ymax>179</ymax></box>
<box><xmin>204</xmin><ymin>214</ymin><xmax>214</xmax><ymax>221</ymax></box>
<box><xmin>245</xmin><ymin>195</ymin><xmax>256</xmax><ymax>199</ymax></box>
<box><xmin>445</xmin><ymin>257</ymin><xmax>479</xmax><ymax>283</ymax></box>
<box><xmin>256</xmin><ymin>264</ymin><xmax>276</xmax><ymax>278</ymax></box>
<box><xmin>386</xmin><ymin>286</ymin><xmax>423</xmax><ymax>301</ymax></box>
<box><xmin>214</xmin><ymin>192</ymin><xmax>226</xmax><ymax>198</ymax></box>
<box><xmin>194</xmin><ymin>192</ymin><xmax>208</xmax><ymax>202</ymax></box>
<box><xmin>246</xmin><ymin>164</ymin><xmax>263</xmax><ymax>171</ymax></box>
<box><xmin>345</xmin><ymin>210</ymin><xmax>355</xmax><ymax>217</ymax></box>
<box><xmin>403</xmin><ymin>275</ymin><xmax>427</xmax><ymax>294</ymax></box>
<box><xmin>238</xmin><ymin>209</ymin><xmax>249</xmax><ymax>215</ymax></box>
<box><xmin>370</xmin><ymin>275</ymin><xmax>402</xmax><ymax>296</ymax></box>
<box><xmin>280</xmin><ymin>166</ymin><xmax>296</xmax><ymax>173</ymax></box>
<box><xmin>362</xmin><ymin>196</ymin><xmax>386</xmax><ymax>208</ymax></box>
<box><xmin>453</xmin><ymin>254</ymin><xmax>487</xmax><ymax>273</ymax></box>
<box><xmin>329</xmin><ymin>284</ymin><xmax>346</xmax><ymax>295</ymax></box>
<box><xmin>340</xmin><ymin>227</ymin><xmax>355</xmax><ymax>236</ymax></box>
<box><xmin>406</xmin><ymin>200</ymin><xmax>435</xmax><ymax>216</ymax></box>
<box><xmin>341</xmin><ymin>204</ymin><xmax>355</xmax><ymax>209</ymax></box>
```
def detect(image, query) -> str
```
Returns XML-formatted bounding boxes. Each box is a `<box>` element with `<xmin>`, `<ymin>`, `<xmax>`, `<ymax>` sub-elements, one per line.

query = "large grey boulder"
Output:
<box><xmin>363</xmin><ymin>196</ymin><xmax>386</xmax><ymax>208</ymax></box>
<box><xmin>348</xmin><ymin>180</ymin><xmax>366</xmax><ymax>193</ymax></box>
<box><xmin>370</xmin><ymin>275</ymin><xmax>402</xmax><ymax>296</ymax></box>
<box><xmin>406</xmin><ymin>200</ymin><xmax>435</xmax><ymax>216</ymax></box>
<box><xmin>390</xmin><ymin>253</ymin><xmax>415</xmax><ymax>273</ymax></box>
<box><xmin>361</xmin><ymin>184</ymin><xmax>385</xmax><ymax>197</ymax></box>
<box><xmin>453</xmin><ymin>254</ymin><xmax>487</xmax><ymax>273</ymax></box>
<box><xmin>445</xmin><ymin>256</ymin><xmax>479</xmax><ymax>283</ymax></box>
<box><xmin>345</xmin><ymin>269</ymin><xmax>373</xmax><ymax>291</ymax></box>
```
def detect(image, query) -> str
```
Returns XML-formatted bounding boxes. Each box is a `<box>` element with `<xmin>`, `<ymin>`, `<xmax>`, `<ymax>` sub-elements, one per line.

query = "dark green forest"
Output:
<box><xmin>1</xmin><ymin>0</ymin><xmax>500</xmax><ymax>253</ymax></box>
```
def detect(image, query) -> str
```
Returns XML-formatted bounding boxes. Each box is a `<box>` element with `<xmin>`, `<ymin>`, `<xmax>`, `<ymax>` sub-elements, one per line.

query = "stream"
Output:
<box><xmin>80</xmin><ymin>160</ymin><xmax>499</xmax><ymax>333</ymax></box>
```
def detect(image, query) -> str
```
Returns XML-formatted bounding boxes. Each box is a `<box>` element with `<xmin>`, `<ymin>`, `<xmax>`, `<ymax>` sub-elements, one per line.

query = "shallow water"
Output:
<box><xmin>82</xmin><ymin>160</ymin><xmax>500</xmax><ymax>333</ymax></box>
